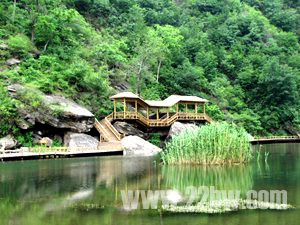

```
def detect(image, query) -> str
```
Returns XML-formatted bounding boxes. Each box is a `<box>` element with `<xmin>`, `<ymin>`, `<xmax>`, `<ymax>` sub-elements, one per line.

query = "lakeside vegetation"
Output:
<box><xmin>0</xmin><ymin>0</ymin><xmax>300</xmax><ymax>139</ymax></box>
<box><xmin>161</xmin><ymin>122</ymin><xmax>253</xmax><ymax>165</ymax></box>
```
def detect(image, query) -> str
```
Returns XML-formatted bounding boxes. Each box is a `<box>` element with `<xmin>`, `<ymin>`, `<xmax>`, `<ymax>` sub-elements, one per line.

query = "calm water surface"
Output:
<box><xmin>0</xmin><ymin>143</ymin><xmax>299</xmax><ymax>225</ymax></box>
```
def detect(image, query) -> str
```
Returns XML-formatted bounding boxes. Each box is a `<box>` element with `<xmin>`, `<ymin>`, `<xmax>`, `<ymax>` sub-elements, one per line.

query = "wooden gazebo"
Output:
<box><xmin>95</xmin><ymin>92</ymin><xmax>212</xmax><ymax>142</ymax></box>
<box><xmin>108</xmin><ymin>92</ymin><xmax>212</xmax><ymax>127</ymax></box>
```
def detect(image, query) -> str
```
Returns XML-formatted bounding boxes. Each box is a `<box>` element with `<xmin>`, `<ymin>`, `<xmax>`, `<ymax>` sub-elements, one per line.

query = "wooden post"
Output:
<box><xmin>167</xmin><ymin>108</ymin><xmax>169</xmax><ymax>119</ymax></box>
<box><xmin>147</xmin><ymin>107</ymin><xmax>149</xmax><ymax>119</ymax></box>
<box><xmin>135</xmin><ymin>100</ymin><xmax>138</xmax><ymax>113</ymax></box>
<box><xmin>114</xmin><ymin>99</ymin><xmax>116</xmax><ymax>119</ymax></box>
<box><xmin>195</xmin><ymin>103</ymin><xmax>197</xmax><ymax>114</ymax></box>
<box><xmin>185</xmin><ymin>103</ymin><xmax>188</xmax><ymax>113</ymax></box>
<box><xmin>203</xmin><ymin>103</ymin><xmax>206</xmax><ymax>114</ymax></box>
<box><xmin>123</xmin><ymin>98</ymin><xmax>126</xmax><ymax>118</ymax></box>
<box><xmin>156</xmin><ymin>108</ymin><xmax>159</xmax><ymax>120</ymax></box>
<box><xmin>176</xmin><ymin>103</ymin><xmax>178</xmax><ymax>113</ymax></box>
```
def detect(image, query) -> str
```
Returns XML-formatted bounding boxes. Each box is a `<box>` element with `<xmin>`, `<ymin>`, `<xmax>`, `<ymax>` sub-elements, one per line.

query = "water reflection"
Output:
<box><xmin>0</xmin><ymin>143</ymin><xmax>299</xmax><ymax>224</ymax></box>
<box><xmin>162</xmin><ymin>164</ymin><xmax>254</xmax><ymax>197</ymax></box>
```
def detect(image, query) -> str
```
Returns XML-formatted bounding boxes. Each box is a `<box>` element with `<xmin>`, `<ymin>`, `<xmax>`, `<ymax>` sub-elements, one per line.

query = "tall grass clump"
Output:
<box><xmin>161</xmin><ymin>122</ymin><xmax>253</xmax><ymax>165</ymax></box>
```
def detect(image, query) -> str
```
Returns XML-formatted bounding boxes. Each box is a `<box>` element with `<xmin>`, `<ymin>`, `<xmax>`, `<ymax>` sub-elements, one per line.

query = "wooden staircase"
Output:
<box><xmin>95</xmin><ymin>118</ymin><xmax>122</xmax><ymax>142</ymax></box>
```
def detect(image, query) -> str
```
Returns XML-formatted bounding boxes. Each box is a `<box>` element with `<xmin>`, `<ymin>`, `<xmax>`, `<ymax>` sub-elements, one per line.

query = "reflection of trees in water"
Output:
<box><xmin>0</xmin><ymin>156</ymin><xmax>158</xmax><ymax>201</ymax></box>
<box><xmin>161</xmin><ymin>164</ymin><xmax>254</xmax><ymax>197</ymax></box>
<box><xmin>0</xmin><ymin>157</ymin><xmax>160</xmax><ymax>223</ymax></box>
<box><xmin>253</xmin><ymin>143</ymin><xmax>300</xmax><ymax>206</ymax></box>
<box><xmin>0</xmin><ymin>159</ymin><xmax>98</xmax><ymax>200</ymax></box>
<box><xmin>95</xmin><ymin>156</ymin><xmax>156</xmax><ymax>187</ymax></box>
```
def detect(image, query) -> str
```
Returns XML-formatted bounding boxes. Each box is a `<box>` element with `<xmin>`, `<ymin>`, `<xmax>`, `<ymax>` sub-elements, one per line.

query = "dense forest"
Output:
<box><xmin>0</xmin><ymin>0</ymin><xmax>300</xmax><ymax>137</ymax></box>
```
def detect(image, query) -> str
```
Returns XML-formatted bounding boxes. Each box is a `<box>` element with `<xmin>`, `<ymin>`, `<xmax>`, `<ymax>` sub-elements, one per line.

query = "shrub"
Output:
<box><xmin>0</xmin><ymin>82</ymin><xmax>17</xmax><ymax>137</ymax></box>
<box><xmin>148</xmin><ymin>133</ymin><xmax>161</xmax><ymax>147</ymax></box>
<box><xmin>7</xmin><ymin>34</ymin><xmax>33</xmax><ymax>55</ymax></box>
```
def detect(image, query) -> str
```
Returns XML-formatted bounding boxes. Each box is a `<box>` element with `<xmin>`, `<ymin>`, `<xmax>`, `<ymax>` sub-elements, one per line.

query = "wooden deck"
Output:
<box><xmin>0</xmin><ymin>146</ymin><xmax>123</xmax><ymax>161</ymax></box>
<box><xmin>251</xmin><ymin>136</ymin><xmax>300</xmax><ymax>144</ymax></box>
<box><xmin>94</xmin><ymin>111</ymin><xmax>212</xmax><ymax>146</ymax></box>
<box><xmin>112</xmin><ymin>112</ymin><xmax>212</xmax><ymax>127</ymax></box>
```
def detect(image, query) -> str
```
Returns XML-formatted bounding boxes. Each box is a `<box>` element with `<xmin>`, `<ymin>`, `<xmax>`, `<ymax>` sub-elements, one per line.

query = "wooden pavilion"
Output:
<box><xmin>109</xmin><ymin>92</ymin><xmax>211</xmax><ymax>126</ymax></box>
<box><xmin>95</xmin><ymin>92</ymin><xmax>212</xmax><ymax>143</ymax></box>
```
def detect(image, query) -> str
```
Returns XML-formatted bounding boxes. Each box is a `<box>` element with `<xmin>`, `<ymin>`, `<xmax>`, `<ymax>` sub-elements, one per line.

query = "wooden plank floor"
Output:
<box><xmin>251</xmin><ymin>136</ymin><xmax>300</xmax><ymax>144</ymax></box>
<box><xmin>0</xmin><ymin>149</ymin><xmax>123</xmax><ymax>161</ymax></box>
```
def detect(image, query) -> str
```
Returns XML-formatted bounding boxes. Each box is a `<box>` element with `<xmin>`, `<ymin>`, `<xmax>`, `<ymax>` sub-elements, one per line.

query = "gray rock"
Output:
<box><xmin>0</xmin><ymin>135</ymin><xmax>18</xmax><ymax>150</ymax></box>
<box><xmin>121</xmin><ymin>135</ymin><xmax>162</xmax><ymax>156</ymax></box>
<box><xmin>167</xmin><ymin>122</ymin><xmax>197</xmax><ymax>139</ymax></box>
<box><xmin>32</xmin><ymin>134</ymin><xmax>42</xmax><ymax>145</ymax></box>
<box><xmin>53</xmin><ymin>134</ymin><xmax>63</xmax><ymax>144</ymax></box>
<box><xmin>8</xmin><ymin>84</ymin><xmax>95</xmax><ymax>132</ymax></box>
<box><xmin>16</xmin><ymin>118</ymin><xmax>34</xmax><ymax>130</ymax></box>
<box><xmin>114</xmin><ymin>121</ymin><xmax>146</xmax><ymax>139</ymax></box>
<box><xmin>0</xmin><ymin>43</ymin><xmax>8</xmax><ymax>50</ymax></box>
<box><xmin>6</xmin><ymin>58</ymin><xmax>21</xmax><ymax>65</ymax></box>
<box><xmin>38</xmin><ymin>137</ymin><xmax>53</xmax><ymax>147</ymax></box>
<box><xmin>64</xmin><ymin>132</ymin><xmax>99</xmax><ymax>148</ymax></box>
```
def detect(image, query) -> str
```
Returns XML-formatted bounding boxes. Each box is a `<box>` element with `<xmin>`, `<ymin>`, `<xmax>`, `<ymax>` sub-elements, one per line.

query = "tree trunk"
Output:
<box><xmin>156</xmin><ymin>59</ymin><xmax>162</xmax><ymax>82</ymax></box>
<box><xmin>31</xmin><ymin>26</ymin><xmax>35</xmax><ymax>43</ymax></box>
<box><xmin>12</xmin><ymin>0</ymin><xmax>17</xmax><ymax>22</ymax></box>
<box><xmin>43</xmin><ymin>39</ymin><xmax>50</xmax><ymax>52</ymax></box>
<box><xmin>136</xmin><ymin>59</ymin><xmax>144</xmax><ymax>95</ymax></box>
<box><xmin>31</xmin><ymin>15</ymin><xmax>36</xmax><ymax>43</ymax></box>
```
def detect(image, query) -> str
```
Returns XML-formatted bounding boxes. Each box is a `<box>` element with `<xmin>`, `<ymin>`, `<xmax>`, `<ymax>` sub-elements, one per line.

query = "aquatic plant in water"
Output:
<box><xmin>161</xmin><ymin>122</ymin><xmax>253</xmax><ymax>165</ymax></box>
<box><xmin>162</xmin><ymin>200</ymin><xmax>294</xmax><ymax>214</ymax></box>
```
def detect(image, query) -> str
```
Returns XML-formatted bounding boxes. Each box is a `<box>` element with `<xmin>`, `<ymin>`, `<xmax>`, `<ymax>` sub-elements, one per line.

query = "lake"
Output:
<box><xmin>0</xmin><ymin>143</ymin><xmax>299</xmax><ymax>225</ymax></box>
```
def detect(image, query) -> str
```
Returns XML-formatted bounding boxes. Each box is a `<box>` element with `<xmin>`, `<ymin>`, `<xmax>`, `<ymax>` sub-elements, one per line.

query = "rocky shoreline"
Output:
<box><xmin>0</xmin><ymin>85</ymin><xmax>198</xmax><ymax>157</ymax></box>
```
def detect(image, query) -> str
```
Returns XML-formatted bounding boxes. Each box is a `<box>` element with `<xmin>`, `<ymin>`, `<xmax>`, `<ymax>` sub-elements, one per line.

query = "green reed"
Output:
<box><xmin>161</xmin><ymin>122</ymin><xmax>253</xmax><ymax>165</ymax></box>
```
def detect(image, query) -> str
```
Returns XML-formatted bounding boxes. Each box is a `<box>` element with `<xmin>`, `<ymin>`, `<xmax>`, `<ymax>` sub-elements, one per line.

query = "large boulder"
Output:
<box><xmin>6</xmin><ymin>58</ymin><xmax>21</xmax><ymax>66</ymax></box>
<box><xmin>0</xmin><ymin>135</ymin><xmax>18</xmax><ymax>150</ymax></box>
<box><xmin>121</xmin><ymin>135</ymin><xmax>162</xmax><ymax>156</ymax></box>
<box><xmin>37</xmin><ymin>137</ymin><xmax>53</xmax><ymax>147</ymax></box>
<box><xmin>0</xmin><ymin>43</ymin><xmax>8</xmax><ymax>50</ymax></box>
<box><xmin>113</xmin><ymin>121</ymin><xmax>146</xmax><ymax>139</ymax></box>
<box><xmin>8</xmin><ymin>84</ymin><xmax>94</xmax><ymax>132</ymax></box>
<box><xmin>167</xmin><ymin>122</ymin><xmax>197</xmax><ymax>139</ymax></box>
<box><xmin>64</xmin><ymin>132</ymin><xmax>99</xmax><ymax>148</ymax></box>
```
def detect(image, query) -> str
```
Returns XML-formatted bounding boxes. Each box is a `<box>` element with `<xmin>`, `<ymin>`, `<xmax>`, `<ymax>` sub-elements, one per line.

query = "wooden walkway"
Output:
<box><xmin>110</xmin><ymin>112</ymin><xmax>212</xmax><ymax>127</ymax></box>
<box><xmin>251</xmin><ymin>136</ymin><xmax>300</xmax><ymax>144</ymax></box>
<box><xmin>94</xmin><ymin>112</ymin><xmax>212</xmax><ymax>147</ymax></box>
<box><xmin>0</xmin><ymin>146</ymin><xmax>123</xmax><ymax>161</ymax></box>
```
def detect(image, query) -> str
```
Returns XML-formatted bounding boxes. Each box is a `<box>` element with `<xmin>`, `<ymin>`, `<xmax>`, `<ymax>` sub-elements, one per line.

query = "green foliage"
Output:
<box><xmin>0</xmin><ymin>82</ymin><xmax>17</xmax><ymax>137</ymax></box>
<box><xmin>148</xmin><ymin>133</ymin><xmax>161</xmax><ymax>147</ymax></box>
<box><xmin>52</xmin><ymin>139</ymin><xmax>62</xmax><ymax>147</ymax></box>
<box><xmin>0</xmin><ymin>0</ymin><xmax>300</xmax><ymax>136</ymax></box>
<box><xmin>7</xmin><ymin>34</ymin><xmax>34</xmax><ymax>55</ymax></box>
<box><xmin>161</xmin><ymin>122</ymin><xmax>253</xmax><ymax>165</ymax></box>
<box><xmin>15</xmin><ymin>131</ymin><xmax>33</xmax><ymax>147</ymax></box>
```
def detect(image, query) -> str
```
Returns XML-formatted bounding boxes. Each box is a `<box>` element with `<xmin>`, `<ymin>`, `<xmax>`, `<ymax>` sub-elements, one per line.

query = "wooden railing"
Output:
<box><xmin>95</xmin><ymin>111</ymin><xmax>212</xmax><ymax>143</ymax></box>
<box><xmin>95</xmin><ymin>118</ymin><xmax>112</xmax><ymax>141</ymax></box>
<box><xmin>104</xmin><ymin>117</ymin><xmax>122</xmax><ymax>140</ymax></box>
<box><xmin>106</xmin><ymin>113</ymin><xmax>114</xmax><ymax>122</ymax></box>
<box><xmin>254</xmin><ymin>136</ymin><xmax>300</xmax><ymax>140</ymax></box>
<box><xmin>112</xmin><ymin>112</ymin><xmax>212</xmax><ymax>127</ymax></box>
<box><xmin>0</xmin><ymin>145</ymin><xmax>124</xmax><ymax>158</ymax></box>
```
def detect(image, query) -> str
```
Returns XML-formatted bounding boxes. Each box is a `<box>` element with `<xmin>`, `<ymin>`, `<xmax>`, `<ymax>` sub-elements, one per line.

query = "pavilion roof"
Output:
<box><xmin>110</xmin><ymin>92</ymin><xmax>140</xmax><ymax>99</ymax></box>
<box><xmin>110</xmin><ymin>92</ymin><xmax>208</xmax><ymax>108</ymax></box>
